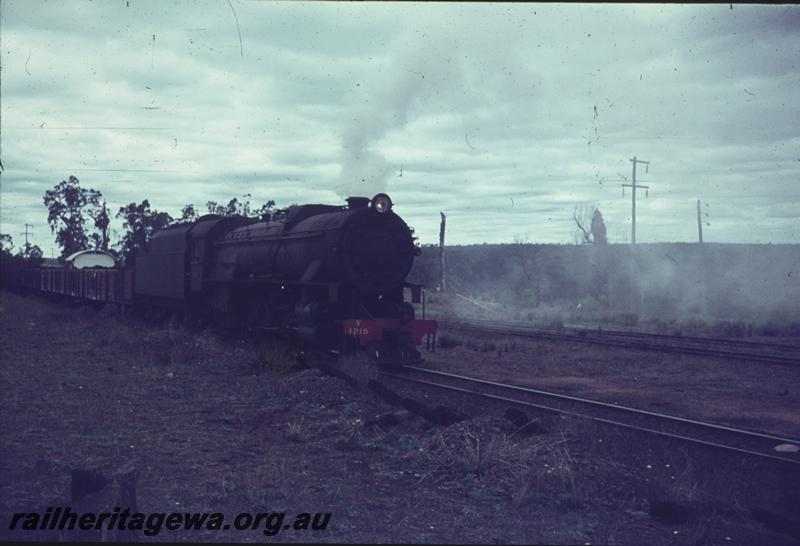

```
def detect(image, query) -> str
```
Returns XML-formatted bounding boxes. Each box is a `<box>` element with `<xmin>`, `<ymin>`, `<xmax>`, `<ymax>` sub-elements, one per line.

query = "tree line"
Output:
<box><xmin>0</xmin><ymin>175</ymin><xmax>276</xmax><ymax>267</ymax></box>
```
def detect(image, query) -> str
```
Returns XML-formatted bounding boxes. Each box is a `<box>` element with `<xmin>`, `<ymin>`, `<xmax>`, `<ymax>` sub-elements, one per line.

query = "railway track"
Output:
<box><xmin>440</xmin><ymin>318</ymin><xmax>800</xmax><ymax>366</ymax></box>
<box><xmin>381</xmin><ymin>365</ymin><xmax>800</xmax><ymax>465</ymax></box>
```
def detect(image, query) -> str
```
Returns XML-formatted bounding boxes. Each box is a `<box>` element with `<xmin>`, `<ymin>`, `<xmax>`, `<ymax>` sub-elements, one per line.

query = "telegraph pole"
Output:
<box><xmin>696</xmin><ymin>200</ymin><xmax>703</xmax><ymax>243</ymax></box>
<box><xmin>20</xmin><ymin>224</ymin><xmax>33</xmax><ymax>248</ymax></box>
<box><xmin>621</xmin><ymin>157</ymin><xmax>650</xmax><ymax>244</ymax></box>
<box><xmin>439</xmin><ymin>212</ymin><xmax>446</xmax><ymax>292</ymax></box>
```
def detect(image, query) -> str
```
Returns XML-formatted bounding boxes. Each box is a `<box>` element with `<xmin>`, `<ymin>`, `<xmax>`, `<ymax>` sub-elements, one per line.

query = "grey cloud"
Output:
<box><xmin>1</xmin><ymin>2</ymin><xmax>798</xmax><ymax>256</ymax></box>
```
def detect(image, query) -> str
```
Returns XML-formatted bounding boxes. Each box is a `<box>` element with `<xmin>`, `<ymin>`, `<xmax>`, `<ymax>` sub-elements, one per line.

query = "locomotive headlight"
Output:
<box><xmin>371</xmin><ymin>193</ymin><xmax>393</xmax><ymax>213</ymax></box>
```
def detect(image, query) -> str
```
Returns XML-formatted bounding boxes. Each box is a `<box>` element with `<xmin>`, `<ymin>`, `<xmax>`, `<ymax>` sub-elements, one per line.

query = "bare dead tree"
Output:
<box><xmin>573</xmin><ymin>204</ymin><xmax>593</xmax><ymax>244</ymax></box>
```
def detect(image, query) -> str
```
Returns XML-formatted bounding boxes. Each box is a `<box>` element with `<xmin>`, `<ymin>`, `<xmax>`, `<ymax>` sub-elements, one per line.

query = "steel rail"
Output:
<box><xmin>382</xmin><ymin>365</ymin><xmax>800</xmax><ymax>465</ymax></box>
<box><xmin>440</xmin><ymin>319</ymin><xmax>800</xmax><ymax>366</ymax></box>
<box><xmin>445</xmin><ymin>317</ymin><xmax>800</xmax><ymax>351</ymax></box>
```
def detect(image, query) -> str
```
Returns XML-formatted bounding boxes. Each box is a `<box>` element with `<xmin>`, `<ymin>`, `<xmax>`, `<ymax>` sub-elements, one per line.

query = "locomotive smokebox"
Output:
<box><xmin>346</xmin><ymin>196</ymin><xmax>370</xmax><ymax>209</ymax></box>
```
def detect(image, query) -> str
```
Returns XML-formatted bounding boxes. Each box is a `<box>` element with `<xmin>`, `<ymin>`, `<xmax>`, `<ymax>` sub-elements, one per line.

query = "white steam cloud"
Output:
<box><xmin>335</xmin><ymin>19</ymin><xmax>533</xmax><ymax>200</ymax></box>
<box><xmin>336</xmin><ymin>35</ymin><xmax>462</xmax><ymax>199</ymax></box>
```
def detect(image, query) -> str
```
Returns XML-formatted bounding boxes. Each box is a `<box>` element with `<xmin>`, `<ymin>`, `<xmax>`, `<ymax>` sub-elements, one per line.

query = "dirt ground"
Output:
<box><xmin>429</xmin><ymin>329</ymin><xmax>800</xmax><ymax>438</ymax></box>
<box><xmin>1</xmin><ymin>290</ymin><xmax>799</xmax><ymax>544</ymax></box>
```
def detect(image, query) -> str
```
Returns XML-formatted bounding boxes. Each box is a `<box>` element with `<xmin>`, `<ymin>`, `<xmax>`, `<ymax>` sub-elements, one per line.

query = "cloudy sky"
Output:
<box><xmin>1</xmin><ymin>1</ymin><xmax>798</xmax><ymax>256</ymax></box>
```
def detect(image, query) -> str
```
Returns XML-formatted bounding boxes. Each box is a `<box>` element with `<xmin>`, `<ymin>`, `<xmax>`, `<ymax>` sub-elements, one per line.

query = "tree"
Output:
<box><xmin>176</xmin><ymin>204</ymin><xmax>200</xmax><ymax>224</ymax></box>
<box><xmin>18</xmin><ymin>242</ymin><xmax>44</xmax><ymax>266</ymax></box>
<box><xmin>1</xmin><ymin>233</ymin><xmax>43</xmax><ymax>268</ymax></box>
<box><xmin>43</xmin><ymin>175</ymin><xmax>103</xmax><ymax>259</ymax></box>
<box><xmin>206</xmin><ymin>193</ymin><xmax>275</xmax><ymax>220</ymax></box>
<box><xmin>590</xmin><ymin>209</ymin><xmax>608</xmax><ymax>245</ymax></box>
<box><xmin>88</xmin><ymin>200</ymin><xmax>111</xmax><ymax>251</ymax></box>
<box><xmin>206</xmin><ymin>197</ymin><xmax>244</xmax><ymax>217</ymax></box>
<box><xmin>0</xmin><ymin>234</ymin><xmax>18</xmax><ymax>277</ymax></box>
<box><xmin>572</xmin><ymin>204</ymin><xmax>607</xmax><ymax>245</ymax></box>
<box><xmin>116</xmin><ymin>200</ymin><xmax>173</xmax><ymax>264</ymax></box>
<box><xmin>0</xmin><ymin>233</ymin><xmax>13</xmax><ymax>256</ymax></box>
<box><xmin>511</xmin><ymin>233</ymin><xmax>529</xmax><ymax>245</ymax></box>
<box><xmin>254</xmin><ymin>200</ymin><xmax>276</xmax><ymax>220</ymax></box>
<box><xmin>572</xmin><ymin>205</ymin><xmax>609</xmax><ymax>305</ymax></box>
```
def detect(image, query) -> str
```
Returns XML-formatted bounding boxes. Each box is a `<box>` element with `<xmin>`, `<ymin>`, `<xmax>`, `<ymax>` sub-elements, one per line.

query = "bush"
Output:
<box><xmin>715</xmin><ymin>321</ymin><xmax>747</xmax><ymax>338</ymax></box>
<box><xmin>437</xmin><ymin>334</ymin><xmax>462</xmax><ymax>349</ymax></box>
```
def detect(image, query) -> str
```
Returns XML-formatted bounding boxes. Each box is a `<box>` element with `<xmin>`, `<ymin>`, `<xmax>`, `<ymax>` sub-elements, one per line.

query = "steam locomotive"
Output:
<box><xmin>3</xmin><ymin>193</ymin><xmax>437</xmax><ymax>366</ymax></box>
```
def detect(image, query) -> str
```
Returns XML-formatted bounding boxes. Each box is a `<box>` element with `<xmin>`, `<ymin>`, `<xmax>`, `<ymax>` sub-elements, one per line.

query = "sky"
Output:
<box><xmin>1</xmin><ymin>1</ymin><xmax>799</xmax><ymax>257</ymax></box>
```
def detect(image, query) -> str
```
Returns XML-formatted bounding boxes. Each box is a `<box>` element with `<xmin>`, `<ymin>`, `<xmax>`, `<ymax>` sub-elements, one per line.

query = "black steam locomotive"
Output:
<box><xmin>136</xmin><ymin>192</ymin><xmax>436</xmax><ymax>363</ymax></box>
<box><xmin>5</xmin><ymin>193</ymin><xmax>437</xmax><ymax>366</ymax></box>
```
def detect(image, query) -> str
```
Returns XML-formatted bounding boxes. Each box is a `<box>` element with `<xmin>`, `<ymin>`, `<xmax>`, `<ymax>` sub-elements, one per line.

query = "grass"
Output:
<box><xmin>73</xmin><ymin>300</ymin><xmax>309</xmax><ymax>377</ymax></box>
<box><xmin>425</xmin><ymin>292</ymin><xmax>800</xmax><ymax>339</ymax></box>
<box><xmin>436</xmin><ymin>334</ymin><xmax>462</xmax><ymax>349</ymax></box>
<box><xmin>422</xmin><ymin>418</ymin><xmax>580</xmax><ymax>507</ymax></box>
<box><xmin>257</xmin><ymin>336</ymin><xmax>306</xmax><ymax>376</ymax></box>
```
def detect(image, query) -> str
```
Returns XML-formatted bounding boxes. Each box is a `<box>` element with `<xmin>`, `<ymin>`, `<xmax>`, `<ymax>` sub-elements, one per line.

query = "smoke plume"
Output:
<box><xmin>334</xmin><ymin>16</ymin><xmax>535</xmax><ymax>200</ymax></box>
<box><xmin>335</xmin><ymin>35</ymin><xmax>462</xmax><ymax>199</ymax></box>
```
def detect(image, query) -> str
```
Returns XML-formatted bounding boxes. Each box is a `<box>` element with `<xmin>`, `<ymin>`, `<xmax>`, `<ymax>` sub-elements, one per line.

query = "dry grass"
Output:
<box><xmin>436</xmin><ymin>333</ymin><xmax>462</xmax><ymax>349</ymax></box>
<box><xmin>257</xmin><ymin>336</ymin><xmax>306</xmax><ymax>376</ymax></box>
<box><xmin>139</xmin><ymin>320</ymin><xmax>205</xmax><ymax>367</ymax></box>
<box><xmin>422</xmin><ymin>418</ymin><xmax>579</xmax><ymax>507</ymax></box>
<box><xmin>427</xmin><ymin>293</ymin><xmax>800</xmax><ymax>340</ymax></box>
